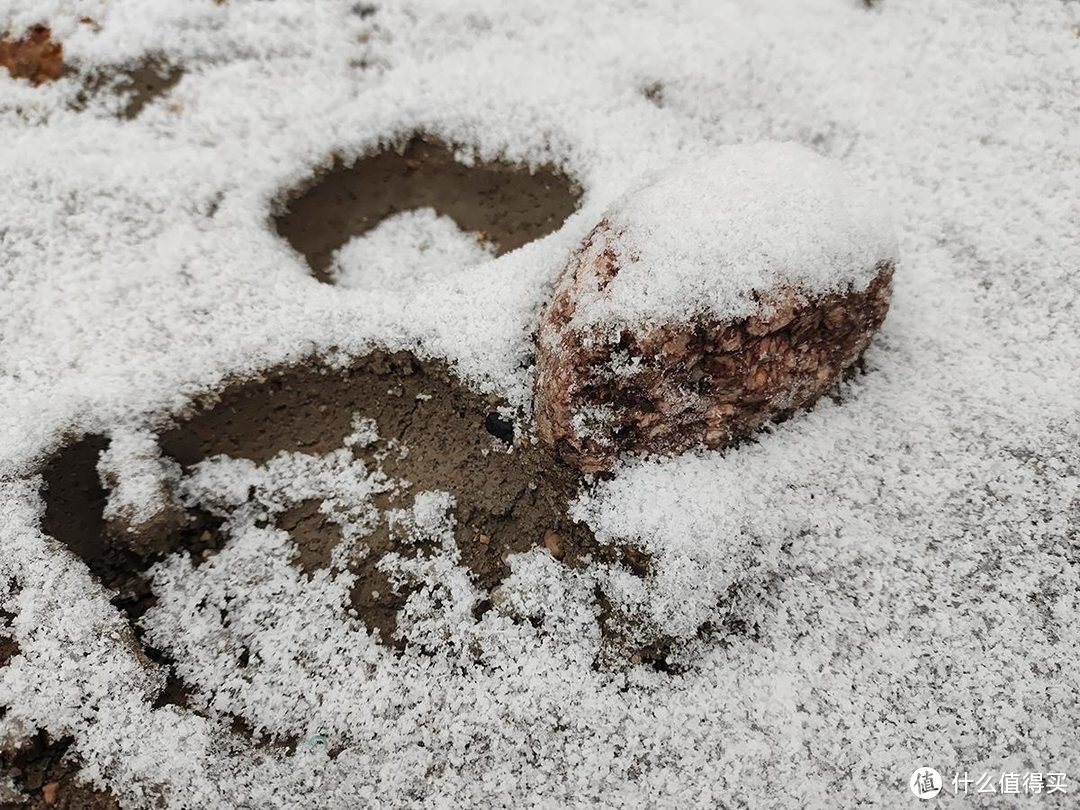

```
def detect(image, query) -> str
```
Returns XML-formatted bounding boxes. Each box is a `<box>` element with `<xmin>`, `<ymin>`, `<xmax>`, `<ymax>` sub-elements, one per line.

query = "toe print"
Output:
<box><xmin>273</xmin><ymin>135</ymin><xmax>581</xmax><ymax>283</ymax></box>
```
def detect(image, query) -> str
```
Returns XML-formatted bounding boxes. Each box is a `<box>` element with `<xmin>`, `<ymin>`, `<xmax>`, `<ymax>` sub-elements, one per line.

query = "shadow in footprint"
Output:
<box><xmin>40</xmin><ymin>436</ymin><xmax>110</xmax><ymax>568</ymax></box>
<box><xmin>40</xmin><ymin>435</ymin><xmax>224</xmax><ymax>625</ymax></box>
<box><xmin>273</xmin><ymin>135</ymin><xmax>581</xmax><ymax>282</ymax></box>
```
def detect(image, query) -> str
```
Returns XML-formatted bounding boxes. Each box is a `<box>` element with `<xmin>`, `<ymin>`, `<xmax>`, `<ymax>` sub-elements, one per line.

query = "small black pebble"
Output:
<box><xmin>484</xmin><ymin>412</ymin><xmax>515</xmax><ymax>445</ymax></box>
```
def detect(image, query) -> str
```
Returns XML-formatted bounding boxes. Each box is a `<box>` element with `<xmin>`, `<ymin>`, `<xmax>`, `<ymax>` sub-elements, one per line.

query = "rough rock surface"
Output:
<box><xmin>535</xmin><ymin>147</ymin><xmax>896</xmax><ymax>472</ymax></box>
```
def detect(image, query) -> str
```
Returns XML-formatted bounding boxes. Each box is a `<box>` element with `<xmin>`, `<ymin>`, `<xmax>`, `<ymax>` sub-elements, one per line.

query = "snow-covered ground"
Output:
<box><xmin>1</xmin><ymin>0</ymin><xmax>1078</xmax><ymax>806</ymax></box>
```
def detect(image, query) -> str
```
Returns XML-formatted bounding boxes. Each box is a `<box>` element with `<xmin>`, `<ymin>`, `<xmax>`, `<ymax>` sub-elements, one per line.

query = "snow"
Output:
<box><xmin>328</xmin><ymin>208</ymin><xmax>496</xmax><ymax>291</ymax></box>
<box><xmin>0</xmin><ymin>0</ymin><xmax>1078</xmax><ymax>807</ymax></box>
<box><xmin>571</xmin><ymin>142</ymin><xmax>897</xmax><ymax>330</ymax></box>
<box><xmin>98</xmin><ymin>427</ymin><xmax>181</xmax><ymax>526</ymax></box>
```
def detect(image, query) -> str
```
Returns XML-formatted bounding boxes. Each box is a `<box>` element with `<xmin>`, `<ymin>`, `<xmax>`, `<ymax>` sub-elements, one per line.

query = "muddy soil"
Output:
<box><xmin>32</xmin><ymin>352</ymin><xmax>652</xmax><ymax>653</ymax></box>
<box><xmin>29</xmin><ymin>351</ymin><xmax>677</xmax><ymax>660</ymax></box>
<box><xmin>117</xmin><ymin>62</ymin><xmax>183</xmax><ymax>119</ymax></box>
<box><xmin>158</xmin><ymin>350</ymin><xmax>607</xmax><ymax>641</ymax></box>
<box><xmin>0</xmin><ymin>734</ymin><xmax>120</xmax><ymax>810</ymax></box>
<box><xmin>273</xmin><ymin>135</ymin><xmax>581</xmax><ymax>282</ymax></box>
<box><xmin>76</xmin><ymin>59</ymin><xmax>184</xmax><ymax>119</ymax></box>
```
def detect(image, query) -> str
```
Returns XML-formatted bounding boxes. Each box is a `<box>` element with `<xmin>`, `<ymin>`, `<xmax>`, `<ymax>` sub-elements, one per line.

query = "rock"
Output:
<box><xmin>42</xmin><ymin>781</ymin><xmax>59</xmax><ymax>805</ymax></box>
<box><xmin>543</xmin><ymin>529</ymin><xmax>564</xmax><ymax>560</ymax></box>
<box><xmin>0</xmin><ymin>26</ymin><xmax>63</xmax><ymax>85</ymax></box>
<box><xmin>535</xmin><ymin>143</ymin><xmax>896</xmax><ymax>472</ymax></box>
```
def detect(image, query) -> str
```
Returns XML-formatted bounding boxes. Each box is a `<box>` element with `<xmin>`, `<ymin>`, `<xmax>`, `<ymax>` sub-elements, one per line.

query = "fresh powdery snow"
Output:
<box><xmin>570</xmin><ymin>142</ymin><xmax>897</xmax><ymax>330</ymax></box>
<box><xmin>329</xmin><ymin>208</ymin><xmax>497</xmax><ymax>291</ymax></box>
<box><xmin>1</xmin><ymin>0</ymin><xmax>1079</xmax><ymax>808</ymax></box>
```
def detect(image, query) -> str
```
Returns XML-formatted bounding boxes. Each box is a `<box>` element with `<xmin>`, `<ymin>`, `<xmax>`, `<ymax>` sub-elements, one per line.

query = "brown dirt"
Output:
<box><xmin>0</xmin><ymin>624</ymin><xmax>16</xmax><ymax>670</ymax></box>
<box><xmin>273</xmin><ymin>135</ymin><xmax>581</xmax><ymax>282</ymax></box>
<box><xmin>30</xmin><ymin>352</ymin><xmax>633</xmax><ymax>650</ymax></box>
<box><xmin>40</xmin><ymin>436</ymin><xmax>226</xmax><ymax>619</ymax></box>
<box><xmin>74</xmin><ymin>58</ymin><xmax>184</xmax><ymax>120</ymax></box>
<box><xmin>40</xmin><ymin>436</ymin><xmax>111</xmax><ymax>570</ymax></box>
<box><xmin>0</xmin><ymin>27</ymin><xmax>63</xmax><ymax>85</ymax></box>
<box><xmin>0</xmin><ymin>734</ymin><xmax>119</xmax><ymax>810</ymax></box>
<box><xmin>158</xmin><ymin>350</ymin><xmax>607</xmax><ymax>644</ymax></box>
<box><xmin>276</xmin><ymin>499</ymin><xmax>344</xmax><ymax>574</ymax></box>
<box><xmin>113</xmin><ymin>60</ymin><xmax>184</xmax><ymax>119</ymax></box>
